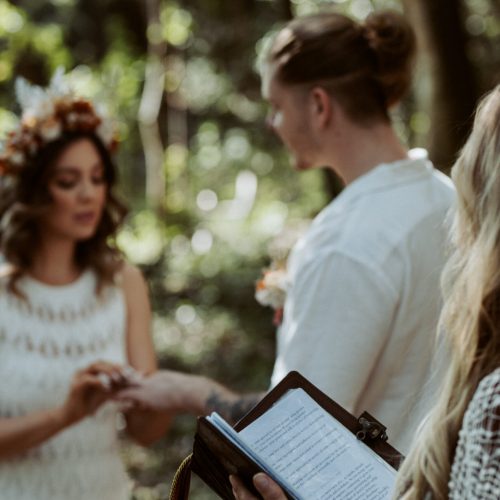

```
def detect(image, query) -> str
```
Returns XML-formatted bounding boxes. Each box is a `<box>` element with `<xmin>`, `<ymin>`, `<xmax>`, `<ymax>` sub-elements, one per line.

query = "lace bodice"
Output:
<box><xmin>0</xmin><ymin>270</ymin><xmax>130</xmax><ymax>500</ymax></box>
<box><xmin>449</xmin><ymin>368</ymin><xmax>500</xmax><ymax>499</ymax></box>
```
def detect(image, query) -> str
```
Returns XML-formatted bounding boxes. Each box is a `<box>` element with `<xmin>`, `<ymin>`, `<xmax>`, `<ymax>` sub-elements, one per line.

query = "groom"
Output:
<box><xmin>118</xmin><ymin>10</ymin><xmax>454</xmax><ymax>455</ymax></box>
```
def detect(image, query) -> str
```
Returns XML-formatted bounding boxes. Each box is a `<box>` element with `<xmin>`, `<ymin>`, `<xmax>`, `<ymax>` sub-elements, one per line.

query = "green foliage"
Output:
<box><xmin>1</xmin><ymin>0</ymin><xmax>498</xmax><ymax>497</ymax></box>
<box><xmin>0</xmin><ymin>2</ymin><xmax>325</xmax><ymax>496</ymax></box>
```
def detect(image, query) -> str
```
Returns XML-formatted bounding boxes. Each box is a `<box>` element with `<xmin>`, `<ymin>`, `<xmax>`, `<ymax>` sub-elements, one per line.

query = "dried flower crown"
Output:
<box><xmin>0</xmin><ymin>68</ymin><xmax>119</xmax><ymax>177</ymax></box>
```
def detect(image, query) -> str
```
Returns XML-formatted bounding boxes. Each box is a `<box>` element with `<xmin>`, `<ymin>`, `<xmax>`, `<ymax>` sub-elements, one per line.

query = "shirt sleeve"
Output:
<box><xmin>271</xmin><ymin>251</ymin><xmax>398</xmax><ymax>414</ymax></box>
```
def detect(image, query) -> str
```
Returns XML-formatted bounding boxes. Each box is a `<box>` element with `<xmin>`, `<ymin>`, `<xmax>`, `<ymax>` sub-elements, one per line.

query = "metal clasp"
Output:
<box><xmin>356</xmin><ymin>412</ymin><xmax>388</xmax><ymax>442</ymax></box>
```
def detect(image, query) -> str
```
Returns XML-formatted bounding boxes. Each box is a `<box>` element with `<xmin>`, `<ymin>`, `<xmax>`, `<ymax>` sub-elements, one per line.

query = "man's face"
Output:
<box><xmin>262</xmin><ymin>65</ymin><xmax>320</xmax><ymax>171</ymax></box>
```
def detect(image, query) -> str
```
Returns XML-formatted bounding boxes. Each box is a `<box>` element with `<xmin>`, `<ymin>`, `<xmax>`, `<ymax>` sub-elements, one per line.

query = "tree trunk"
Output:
<box><xmin>403</xmin><ymin>0</ymin><xmax>479</xmax><ymax>172</ymax></box>
<box><xmin>138</xmin><ymin>0</ymin><xmax>167</xmax><ymax>212</ymax></box>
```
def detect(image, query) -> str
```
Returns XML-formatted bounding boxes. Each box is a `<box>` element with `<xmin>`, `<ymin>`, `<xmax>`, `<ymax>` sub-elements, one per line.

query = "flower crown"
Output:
<box><xmin>0</xmin><ymin>68</ymin><xmax>119</xmax><ymax>177</ymax></box>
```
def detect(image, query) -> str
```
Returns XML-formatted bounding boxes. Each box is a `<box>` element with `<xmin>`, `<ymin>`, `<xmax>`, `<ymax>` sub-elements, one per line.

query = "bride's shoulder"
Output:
<box><xmin>121</xmin><ymin>262</ymin><xmax>147</xmax><ymax>291</ymax></box>
<box><xmin>119</xmin><ymin>261</ymin><xmax>149</xmax><ymax>306</ymax></box>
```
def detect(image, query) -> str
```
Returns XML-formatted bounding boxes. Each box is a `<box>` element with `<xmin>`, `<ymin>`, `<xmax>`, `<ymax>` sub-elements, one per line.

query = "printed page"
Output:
<box><xmin>237</xmin><ymin>388</ymin><xmax>396</xmax><ymax>500</ymax></box>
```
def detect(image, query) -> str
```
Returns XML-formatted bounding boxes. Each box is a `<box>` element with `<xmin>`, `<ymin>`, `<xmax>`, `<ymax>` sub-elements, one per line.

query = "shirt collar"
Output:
<box><xmin>330</xmin><ymin>149</ymin><xmax>433</xmax><ymax>211</ymax></box>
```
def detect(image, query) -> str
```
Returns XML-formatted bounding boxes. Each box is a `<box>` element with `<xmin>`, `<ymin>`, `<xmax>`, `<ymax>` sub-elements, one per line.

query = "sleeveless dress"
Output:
<box><xmin>0</xmin><ymin>270</ymin><xmax>131</xmax><ymax>500</ymax></box>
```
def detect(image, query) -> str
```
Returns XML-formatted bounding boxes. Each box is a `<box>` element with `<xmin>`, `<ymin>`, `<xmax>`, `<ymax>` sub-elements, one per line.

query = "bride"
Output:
<box><xmin>0</xmin><ymin>71</ymin><xmax>170</xmax><ymax>500</ymax></box>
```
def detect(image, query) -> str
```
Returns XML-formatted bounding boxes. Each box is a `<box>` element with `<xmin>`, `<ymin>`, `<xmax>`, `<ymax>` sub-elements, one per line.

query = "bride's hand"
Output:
<box><xmin>60</xmin><ymin>361</ymin><xmax>129</xmax><ymax>425</ymax></box>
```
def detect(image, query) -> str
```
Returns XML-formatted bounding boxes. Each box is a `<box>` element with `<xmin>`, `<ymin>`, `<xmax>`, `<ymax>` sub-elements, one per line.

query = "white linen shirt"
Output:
<box><xmin>270</xmin><ymin>153</ymin><xmax>455</xmax><ymax>454</ymax></box>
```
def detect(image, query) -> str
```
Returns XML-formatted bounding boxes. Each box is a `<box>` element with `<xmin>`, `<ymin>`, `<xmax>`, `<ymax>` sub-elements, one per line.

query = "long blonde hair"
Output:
<box><xmin>394</xmin><ymin>85</ymin><xmax>500</xmax><ymax>499</ymax></box>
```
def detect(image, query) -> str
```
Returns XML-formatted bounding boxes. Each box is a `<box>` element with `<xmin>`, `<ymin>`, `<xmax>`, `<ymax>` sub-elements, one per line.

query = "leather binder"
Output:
<box><xmin>173</xmin><ymin>371</ymin><xmax>404</xmax><ymax>500</ymax></box>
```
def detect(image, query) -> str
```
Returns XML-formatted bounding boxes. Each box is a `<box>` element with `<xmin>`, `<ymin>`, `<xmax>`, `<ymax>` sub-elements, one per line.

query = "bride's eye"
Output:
<box><xmin>92</xmin><ymin>174</ymin><xmax>106</xmax><ymax>185</ymax></box>
<box><xmin>54</xmin><ymin>177</ymin><xmax>76</xmax><ymax>189</ymax></box>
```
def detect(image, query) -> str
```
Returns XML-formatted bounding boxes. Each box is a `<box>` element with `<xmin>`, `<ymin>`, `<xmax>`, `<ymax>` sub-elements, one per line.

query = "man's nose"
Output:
<box><xmin>265</xmin><ymin>113</ymin><xmax>275</xmax><ymax>131</ymax></box>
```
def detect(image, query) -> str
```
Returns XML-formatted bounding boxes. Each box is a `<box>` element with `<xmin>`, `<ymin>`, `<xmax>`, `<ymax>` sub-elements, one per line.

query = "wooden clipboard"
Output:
<box><xmin>188</xmin><ymin>371</ymin><xmax>403</xmax><ymax>499</ymax></box>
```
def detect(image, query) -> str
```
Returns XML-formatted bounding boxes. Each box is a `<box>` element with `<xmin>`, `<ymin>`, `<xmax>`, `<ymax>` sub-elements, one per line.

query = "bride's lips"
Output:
<box><xmin>74</xmin><ymin>211</ymin><xmax>97</xmax><ymax>224</ymax></box>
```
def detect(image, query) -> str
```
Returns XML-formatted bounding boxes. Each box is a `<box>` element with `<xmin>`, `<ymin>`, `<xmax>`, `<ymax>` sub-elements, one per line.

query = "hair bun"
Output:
<box><xmin>362</xmin><ymin>11</ymin><xmax>416</xmax><ymax>106</ymax></box>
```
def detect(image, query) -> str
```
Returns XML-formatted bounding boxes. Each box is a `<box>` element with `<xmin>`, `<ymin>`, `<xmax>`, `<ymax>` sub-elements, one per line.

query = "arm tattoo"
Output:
<box><xmin>205</xmin><ymin>391</ymin><xmax>264</xmax><ymax>424</ymax></box>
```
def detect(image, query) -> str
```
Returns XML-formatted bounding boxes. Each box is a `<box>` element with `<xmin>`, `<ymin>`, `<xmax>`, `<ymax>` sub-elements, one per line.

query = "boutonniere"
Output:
<box><xmin>255</xmin><ymin>265</ymin><xmax>288</xmax><ymax>326</ymax></box>
<box><xmin>255</xmin><ymin>221</ymin><xmax>308</xmax><ymax>327</ymax></box>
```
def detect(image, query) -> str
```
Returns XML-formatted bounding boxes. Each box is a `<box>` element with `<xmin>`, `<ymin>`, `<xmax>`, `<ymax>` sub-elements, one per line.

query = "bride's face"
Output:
<box><xmin>39</xmin><ymin>138</ymin><xmax>107</xmax><ymax>243</ymax></box>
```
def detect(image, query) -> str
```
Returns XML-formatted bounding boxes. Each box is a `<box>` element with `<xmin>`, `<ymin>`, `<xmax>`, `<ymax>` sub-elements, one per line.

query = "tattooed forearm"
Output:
<box><xmin>205</xmin><ymin>390</ymin><xmax>264</xmax><ymax>424</ymax></box>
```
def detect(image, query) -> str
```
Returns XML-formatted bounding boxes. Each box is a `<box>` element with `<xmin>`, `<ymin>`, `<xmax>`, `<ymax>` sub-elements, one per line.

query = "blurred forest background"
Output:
<box><xmin>0</xmin><ymin>0</ymin><xmax>498</xmax><ymax>498</ymax></box>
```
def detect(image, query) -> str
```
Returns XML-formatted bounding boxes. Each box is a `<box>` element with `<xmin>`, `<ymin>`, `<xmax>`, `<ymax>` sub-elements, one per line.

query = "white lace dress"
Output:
<box><xmin>0</xmin><ymin>270</ymin><xmax>131</xmax><ymax>500</ymax></box>
<box><xmin>449</xmin><ymin>368</ymin><xmax>500</xmax><ymax>499</ymax></box>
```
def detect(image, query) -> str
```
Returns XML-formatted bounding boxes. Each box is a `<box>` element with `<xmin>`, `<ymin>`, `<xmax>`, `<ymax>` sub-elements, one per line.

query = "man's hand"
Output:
<box><xmin>116</xmin><ymin>369</ymin><xmax>264</xmax><ymax>423</ymax></box>
<box><xmin>115</xmin><ymin>370</ymin><xmax>209</xmax><ymax>414</ymax></box>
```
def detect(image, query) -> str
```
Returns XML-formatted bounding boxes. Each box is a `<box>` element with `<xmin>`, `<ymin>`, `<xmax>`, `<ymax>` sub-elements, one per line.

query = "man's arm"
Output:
<box><xmin>205</xmin><ymin>388</ymin><xmax>263</xmax><ymax>424</ymax></box>
<box><xmin>116</xmin><ymin>370</ymin><xmax>265</xmax><ymax>424</ymax></box>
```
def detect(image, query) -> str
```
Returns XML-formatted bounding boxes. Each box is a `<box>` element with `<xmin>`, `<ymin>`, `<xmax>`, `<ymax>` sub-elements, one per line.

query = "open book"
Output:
<box><xmin>190</xmin><ymin>372</ymin><xmax>403</xmax><ymax>500</ymax></box>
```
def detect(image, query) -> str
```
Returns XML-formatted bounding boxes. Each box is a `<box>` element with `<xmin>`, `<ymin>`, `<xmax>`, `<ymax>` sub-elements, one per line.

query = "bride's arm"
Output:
<box><xmin>121</xmin><ymin>263</ymin><xmax>173</xmax><ymax>445</ymax></box>
<box><xmin>0</xmin><ymin>364</ymin><xmax>115</xmax><ymax>460</ymax></box>
<box><xmin>0</xmin><ymin>410</ymin><xmax>69</xmax><ymax>460</ymax></box>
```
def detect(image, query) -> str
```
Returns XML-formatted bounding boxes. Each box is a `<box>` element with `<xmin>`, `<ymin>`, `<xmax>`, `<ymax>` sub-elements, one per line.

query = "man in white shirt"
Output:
<box><xmin>117</xmin><ymin>10</ymin><xmax>454</xmax><ymax>455</ymax></box>
<box><xmin>271</xmin><ymin>150</ymin><xmax>454</xmax><ymax>452</ymax></box>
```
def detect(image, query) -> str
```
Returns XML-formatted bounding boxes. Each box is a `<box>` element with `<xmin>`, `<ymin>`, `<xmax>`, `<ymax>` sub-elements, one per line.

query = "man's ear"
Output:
<box><xmin>310</xmin><ymin>87</ymin><xmax>333</xmax><ymax>128</ymax></box>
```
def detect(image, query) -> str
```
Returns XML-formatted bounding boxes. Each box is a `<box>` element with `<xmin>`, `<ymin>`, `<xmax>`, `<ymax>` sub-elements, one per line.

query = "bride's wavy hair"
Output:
<box><xmin>394</xmin><ymin>85</ymin><xmax>500</xmax><ymax>499</ymax></box>
<box><xmin>0</xmin><ymin>131</ymin><xmax>128</xmax><ymax>294</ymax></box>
